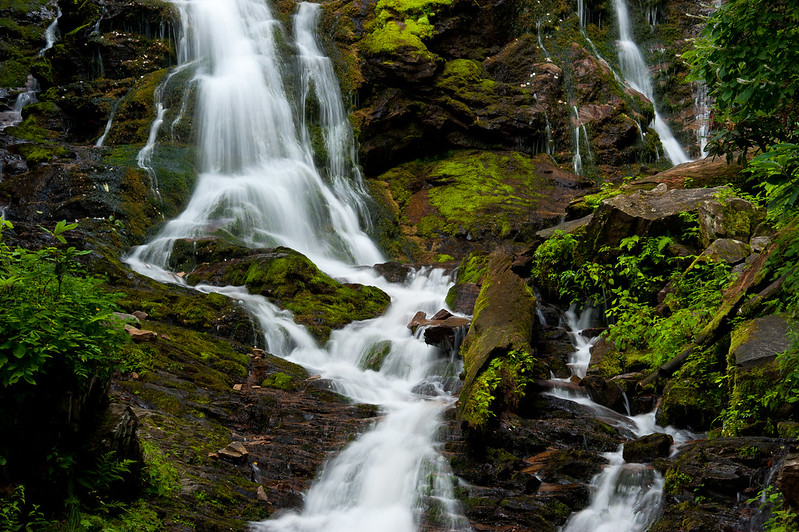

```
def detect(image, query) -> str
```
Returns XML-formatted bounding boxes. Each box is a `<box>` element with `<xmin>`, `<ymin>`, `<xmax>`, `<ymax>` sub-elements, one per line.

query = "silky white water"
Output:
<box><xmin>613</xmin><ymin>0</ymin><xmax>689</xmax><ymax>166</ymax></box>
<box><xmin>125</xmin><ymin>1</ymin><xmax>468</xmax><ymax>530</ymax></box>
<box><xmin>551</xmin><ymin>308</ymin><xmax>697</xmax><ymax>532</ymax></box>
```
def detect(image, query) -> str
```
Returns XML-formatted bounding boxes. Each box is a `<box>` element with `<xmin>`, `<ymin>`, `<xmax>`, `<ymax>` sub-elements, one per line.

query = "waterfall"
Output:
<box><xmin>39</xmin><ymin>7</ymin><xmax>61</xmax><ymax>57</ymax></box>
<box><xmin>549</xmin><ymin>308</ymin><xmax>698</xmax><ymax>532</ymax></box>
<box><xmin>571</xmin><ymin>106</ymin><xmax>591</xmax><ymax>175</ymax></box>
<box><xmin>1</xmin><ymin>7</ymin><xmax>60</xmax><ymax>131</ymax></box>
<box><xmin>126</xmin><ymin>1</ymin><xmax>468</xmax><ymax>530</ymax></box>
<box><xmin>536</xmin><ymin>20</ymin><xmax>552</xmax><ymax>62</ymax></box>
<box><xmin>613</xmin><ymin>0</ymin><xmax>689</xmax><ymax>165</ymax></box>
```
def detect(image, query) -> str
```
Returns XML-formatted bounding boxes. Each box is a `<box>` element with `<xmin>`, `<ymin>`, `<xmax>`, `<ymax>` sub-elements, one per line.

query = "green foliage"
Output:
<box><xmin>531</xmin><ymin>231</ymin><xmax>578</xmax><ymax>299</ymax></box>
<box><xmin>746</xmin><ymin>144</ymin><xmax>799</xmax><ymax>220</ymax></box>
<box><xmin>606</xmin><ymin>256</ymin><xmax>732</xmax><ymax>366</ymax></box>
<box><xmin>685</xmin><ymin>1</ymin><xmax>799</xmax><ymax>221</ymax></box>
<box><xmin>460</xmin><ymin>349</ymin><xmax>535</xmax><ymax>430</ymax></box>
<box><xmin>140</xmin><ymin>440</ymin><xmax>179</xmax><ymax>498</ymax></box>
<box><xmin>0</xmin><ymin>486</ymin><xmax>48</xmax><ymax>532</ymax></box>
<box><xmin>683</xmin><ymin>0</ymin><xmax>799</xmax><ymax>160</ymax></box>
<box><xmin>749</xmin><ymin>487</ymin><xmax>799</xmax><ymax>532</ymax></box>
<box><xmin>76</xmin><ymin>452</ymin><xmax>137</xmax><ymax>509</ymax></box>
<box><xmin>0</xmin><ymin>221</ymin><xmax>126</xmax><ymax>387</ymax></box>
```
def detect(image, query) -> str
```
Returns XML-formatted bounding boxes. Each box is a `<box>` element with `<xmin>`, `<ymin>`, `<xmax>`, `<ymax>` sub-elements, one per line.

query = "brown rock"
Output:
<box><xmin>218</xmin><ymin>441</ymin><xmax>249</xmax><ymax>463</ymax></box>
<box><xmin>124</xmin><ymin>324</ymin><xmax>158</xmax><ymax>342</ymax></box>
<box><xmin>256</xmin><ymin>485</ymin><xmax>268</xmax><ymax>502</ymax></box>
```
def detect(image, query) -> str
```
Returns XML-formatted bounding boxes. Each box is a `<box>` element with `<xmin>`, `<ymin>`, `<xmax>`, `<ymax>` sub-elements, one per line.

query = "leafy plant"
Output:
<box><xmin>0</xmin><ymin>221</ymin><xmax>126</xmax><ymax>387</ymax></box>
<box><xmin>748</xmin><ymin>487</ymin><xmax>799</xmax><ymax>532</ymax></box>
<box><xmin>0</xmin><ymin>486</ymin><xmax>48</xmax><ymax>532</ymax></box>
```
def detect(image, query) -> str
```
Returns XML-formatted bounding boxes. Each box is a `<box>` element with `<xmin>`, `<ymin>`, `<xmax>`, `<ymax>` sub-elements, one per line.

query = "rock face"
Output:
<box><xmin>651</xmin><ymin>437</ymin><xmax>790</xmax><ymax>531</ymax></box>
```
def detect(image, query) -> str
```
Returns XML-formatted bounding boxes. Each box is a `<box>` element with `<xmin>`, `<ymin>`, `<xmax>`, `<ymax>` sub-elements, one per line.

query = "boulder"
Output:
<box><xmin>731</xmin><ymin>315</ymin><xmax>791</xmax><ymax>369</ymax></box>
<box><xmin>187</xmin><ymin>247</ymin><xmax>390</xmax><ymax>343</ymax></box>
<box><xmin>407</xmin><ymin>309</ymin><xmax>470</xmax><ymax>354</ymax></box>
<box><xmin>622</xmin><ymin>433</ymin><xmax>673</xmax><ymax>463</ymax></box>
<box><xmin>456</xmin><ymin>250</ymin><xmax>539</xmax><ymax>429</ymax></box>
<box><xmin>698</xmin><ymin>195</ymin><xmax>763</xmax><ymax>248</ymax></box>
<box><xmin>700</xmin><ymin>238</ymin><xmax>750</xmax><ymax>265</ymax></box>
<box><xmin>585</xmin><ymin>186</ymin><xmax>727</xmax><ymax>252</ymax></box>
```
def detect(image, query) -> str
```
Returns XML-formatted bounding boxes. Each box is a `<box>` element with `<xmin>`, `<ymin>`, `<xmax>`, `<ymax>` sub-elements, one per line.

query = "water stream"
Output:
<box><xmin>549</xmin><ymin>308</ymin><xmax>697</xmax><ymax>532</ymax></box>
<box><xmin>125</xmin><ymin>1</ymin><xmax>468</xmax><ymax>530</ymax></box>
<box><xmin>613</xmin><ymin>0</ymin><xmax>689</xmax><ymax>166</ymax></box>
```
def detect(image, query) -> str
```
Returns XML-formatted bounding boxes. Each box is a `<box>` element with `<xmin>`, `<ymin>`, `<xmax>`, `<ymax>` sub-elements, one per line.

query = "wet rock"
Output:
<box><xmin>579</xmin><ymin>374</ymin><xmax>627</xmax><ymax>414</ymax></box>
<box><xmin>622</xmin><ymin>433</ymin><xmax>673</xmax><ymax>463</ymax></box>
<box><xmin>456</xmin><ymin>250</ymin><xmax>538</xmax><ymax>429</ymax></box>
<box><xmin>408</xmin><ymin>309</ymin><xmax>470</xmax><ymax>353</ymax></box>
<box><xmin>373</xmin><ymin>262</ymin><xmax>413</xmax><ymax>283</ymax></box>
<box><xmin>445</xmin><ymin>282</ymin><xmax>480</xmax><ymax>315</ymax></box>
<box><xmin>187</xmin><ymin>246</ymin><xmax>390</xmax><ymax>343</ymax></box>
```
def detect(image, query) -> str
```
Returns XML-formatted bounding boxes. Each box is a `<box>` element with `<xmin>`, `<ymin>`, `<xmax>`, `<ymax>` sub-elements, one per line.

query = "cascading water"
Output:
<box><xmin>571</xmin><ymin>106</ymin><xmax>592</xmax><ymax>176</ymax></box>
<box><xmin>126</xmin><ymin>1</ymin><xmax>469</xmax><ymax>530</ymax></box>
<box><xmin>549</xmin><ymin>308</ymin><xmax>698</xmax><ymax>532</ymax></box>
<box><xmin>1</xmin><ymin>7</ymin><xmax>60</xmax><ymax>131</ymax></box>
<box><xmin>613</xmin><ymin>0</ymin><xmax>689</xmax><ymax>166</ymax></box>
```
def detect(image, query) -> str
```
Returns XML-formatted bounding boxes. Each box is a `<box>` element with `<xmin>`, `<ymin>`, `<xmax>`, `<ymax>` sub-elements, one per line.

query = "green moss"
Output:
<box><xmin>261</xmin><ymin>372</ymin><xmax>297</xmax><ymax>391</ymax></box>
<box><xmin>425</xmin><ymin>151</ymin><xmax>550</xmax><ymax>238</ymax></box>
<box><xmin>664</xmin><ymin>469</ymin><xmax>693</xmax><ymax>495</ymax></box>
<box><xmin>15</xmin><ymin>142</ymin><xmax>69</xmax><ymax>165</ymax></box>
<box><xmin>190</xmin><ymin>248</ymin><xmax>391</xmax><ymax>343</ymax></box>
<box><xmin>361</xmin><ymin>20</ymin><xmax>431</xmax><ymax>56</ymax></box>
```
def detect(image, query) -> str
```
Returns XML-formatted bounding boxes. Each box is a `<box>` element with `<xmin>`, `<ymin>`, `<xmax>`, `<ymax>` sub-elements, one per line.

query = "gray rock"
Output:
<box><xmin>732</xmin><ymin>315</ymin><xmax>791</xmax><ymax>368</ymax></box>
<box><xmin>698</xmin><ymin>195</ymin><xmax>763</xmax><ymax>247</ymax></box>
<box><xmin>701</xmin><ymin>238</ymin><xmax>750</xmax><ymax>265</ymax></box>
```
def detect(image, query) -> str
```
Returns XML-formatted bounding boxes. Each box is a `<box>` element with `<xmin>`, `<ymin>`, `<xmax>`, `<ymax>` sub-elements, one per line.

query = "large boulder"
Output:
<box><xmin>456</xmin><ymin>250</ymin><xmax>540</xmax><ymax>430</ymax></box>
<box><xmin>584</xmin><ymin>185</ymin><xmax>726</xmax><ymax>252</ymax></box>
<box><xmin>186</xmin><ymin>246</ymin><xmax>390</xmax><ymax>343</ymax></box>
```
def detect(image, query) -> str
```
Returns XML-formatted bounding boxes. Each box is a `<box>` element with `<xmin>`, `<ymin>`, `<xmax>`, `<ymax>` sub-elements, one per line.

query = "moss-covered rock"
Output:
<box><xmin>456</xmin><ymin>250</ymin><xmax>541</xmax><ymax>430</ymax></box>
<box><xmin>186</xmin><ymin>246</ymin><xmax>390</xmax><ymax>343</ymax></box>
<box><xmin>378</xmin><ymin>150</ymin><xmax>586</xmax><ymax>260</ymax></box>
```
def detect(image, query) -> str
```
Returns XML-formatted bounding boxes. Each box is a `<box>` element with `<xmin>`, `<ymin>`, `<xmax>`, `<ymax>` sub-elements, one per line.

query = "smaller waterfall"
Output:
<box><xmin>544</xmin><ymin>112</ymin><xmax>555</xmax><ymax>156</ymax></box>
<box><xmin>95</xmin><ymin>89</ymin><xmax>132</xmax><ymax>147</ymax></box>
<box><xmin>694</xmin><ymin>82</ymin><xmax>710</xmax><ymax>157</ymax></box>
<box><xmin>613</xmin><ymin>0</ymin><xmax>688</xmax><ymax>165</ymax></box>
<box><xmin>571</xmin><ymin>106</ymin><xmax>591</xmax><ymax>175</ymax></box>
<box><xmin>549</xmin><ymin>308</ymin><xmax>698</xmax><ymax>532</ymax></box>
<box><xmin>577</xmin><ymin>0</ymin><xmax>587</xmax><ymax>28</ymax></box>
<box><xmin>39</xmin><ymin>8</ymin><xmax>61</xmax><ymax>56</ymax></box>
<box><xmin>536</xmin><ymin>20</ymin><xmax>552</xmax><ymax>62</ymax></box>
<box><xmin>137</xmin><ymin>101</ymin><xmax>167</xmax><ymax>198</ymax></box>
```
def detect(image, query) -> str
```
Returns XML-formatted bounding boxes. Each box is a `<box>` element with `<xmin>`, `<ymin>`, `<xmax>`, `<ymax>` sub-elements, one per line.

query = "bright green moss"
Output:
<box><xmin>425</xmin><ymin>151</ymin><xmax>548</xmax><ymax>237</ymax></box>
<box><xmin>261</xmin><ymin>372</ymin><xmax>296</xmax><ymax>391</ymax></box>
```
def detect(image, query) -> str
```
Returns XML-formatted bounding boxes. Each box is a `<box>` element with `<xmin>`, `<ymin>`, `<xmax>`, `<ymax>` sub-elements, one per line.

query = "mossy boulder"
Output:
<box><xmin>456</xmin><ymin>250</ymin><xmax>542</xmax><ymax>430</ymax></box>
<box><xmin>377</xmin><ymin>150</ymin><xmax>587</xmax><ymax>260</ymax></box>
<box><xmin>186</xmin><ymin>246</ymin><xmax>391</xmax><ymax>343</ymax></box>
